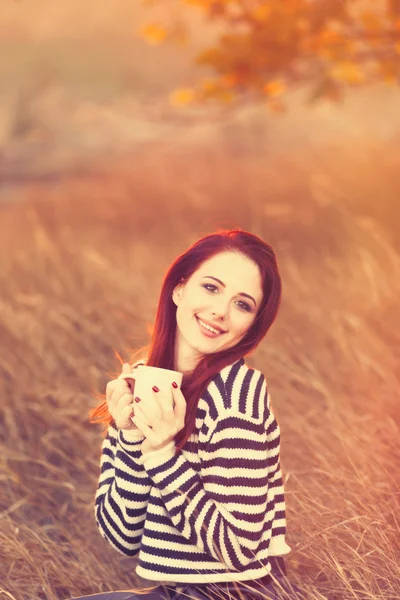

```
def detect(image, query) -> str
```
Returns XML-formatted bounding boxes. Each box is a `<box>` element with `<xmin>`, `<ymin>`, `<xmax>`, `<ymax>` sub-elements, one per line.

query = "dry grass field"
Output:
<box><xmin>0</xmin><ymin>2</ymin><xmax>400</xmax><ymax>599</ymax></box>
<box><xmin>0</xmin><ymin>137</ymin><xmax>399</xmax><ymax>600</ymax></box>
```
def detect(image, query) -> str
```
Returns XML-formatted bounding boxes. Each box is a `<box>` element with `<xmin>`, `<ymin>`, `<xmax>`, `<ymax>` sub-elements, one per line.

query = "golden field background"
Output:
<box><xmin>0</xmin><ymin>2</ymin><xmax>399</xmax><ymax>599</ymax></box>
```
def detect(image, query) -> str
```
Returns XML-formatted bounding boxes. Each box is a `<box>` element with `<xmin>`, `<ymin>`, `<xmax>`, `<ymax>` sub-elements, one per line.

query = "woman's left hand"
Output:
<box><xmin>131</xmin><ymin>382</ymin><xmax>187</xmax><ymax>454</ymax></box>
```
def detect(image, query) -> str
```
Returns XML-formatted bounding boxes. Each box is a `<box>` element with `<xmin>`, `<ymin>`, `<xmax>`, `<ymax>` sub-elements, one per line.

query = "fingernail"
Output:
<box><xmin>134</xmin><ymin>397</ymin><xmax>141</xmax><ymax>403</ymax></box>
<box><xmin>130</xmin><ymin>412</ymin><xmax>135</xmax><ymax>418</ymax></box>
<box><xmin>172</xmin><ymin>381</ymin><xmax>178</xmax><ymax>388</ymax></box>
<box><xmin>152</xmin><ymin>386</ymin><xmax>159</xmax><ymax>393</ymax></box>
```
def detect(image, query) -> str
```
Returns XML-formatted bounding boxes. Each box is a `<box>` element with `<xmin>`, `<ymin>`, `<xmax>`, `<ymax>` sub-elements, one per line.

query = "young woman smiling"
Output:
<box><xmin>67</xmin><ymin>228</ymin><xmax>305</xmax><ymax>600</ymax></box>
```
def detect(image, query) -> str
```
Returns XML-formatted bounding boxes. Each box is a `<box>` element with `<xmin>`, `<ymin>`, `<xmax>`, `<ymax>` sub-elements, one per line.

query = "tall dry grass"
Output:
<box><xmin>0</xmin><ymin>137</ymin><xmax>399</xmax><ymax>600</ymax></box>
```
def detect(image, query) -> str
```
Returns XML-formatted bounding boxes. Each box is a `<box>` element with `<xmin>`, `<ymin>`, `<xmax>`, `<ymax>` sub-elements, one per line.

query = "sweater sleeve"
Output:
<box><xmin>93</xmin><ymin>423</ymin><xmax>152</xmax><ymax>557</ymax></box>
<box><xmin>139</xmin><ymin>407</ymin><xmax>271</xmax><ymax>571</ymax></box>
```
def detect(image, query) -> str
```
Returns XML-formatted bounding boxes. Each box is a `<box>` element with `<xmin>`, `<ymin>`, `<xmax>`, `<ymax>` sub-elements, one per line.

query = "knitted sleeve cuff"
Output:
<box><xmin>119</xmin><ymin>427</ymin><xmax>145</xmax><ymax>440</ymax></box>
<box><xmin>139</xmin><ymin>440</ymin><xmax>177</xmax><ymax>468</ymax></box>
<box><xmin>117</xmin><ymin>428</ymin><xmax>146</xmax><ymax>455</ymax></box>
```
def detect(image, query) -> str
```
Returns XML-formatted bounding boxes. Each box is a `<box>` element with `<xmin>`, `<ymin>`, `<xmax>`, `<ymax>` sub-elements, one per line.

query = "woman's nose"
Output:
<box><xmin>211</xmin><ymin>303</ymin><xmax>229</xmax><ymax>319</ymax></box>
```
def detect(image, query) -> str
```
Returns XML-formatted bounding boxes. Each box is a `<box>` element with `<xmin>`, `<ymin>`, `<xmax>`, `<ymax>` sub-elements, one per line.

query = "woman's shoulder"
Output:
<box><xmin>218</xmin><ymin>357</ymin><xmax>268</xmax><ymax>389</ymax></box>
<box><xmin>210</xmin><ymin>357</ymin><xmax>271</xmax><ymax>418</ymax></box>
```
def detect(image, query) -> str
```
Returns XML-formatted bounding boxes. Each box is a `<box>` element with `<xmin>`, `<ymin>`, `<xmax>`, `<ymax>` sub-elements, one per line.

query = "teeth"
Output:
<box><xmin>197</xmin><ymin>317</ymin><xmax>221</xmax><ymax>335</ymax></box>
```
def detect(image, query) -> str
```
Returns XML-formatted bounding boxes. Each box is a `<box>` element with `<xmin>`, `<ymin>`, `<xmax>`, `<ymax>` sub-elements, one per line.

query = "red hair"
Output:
<box><xmin>88</xmin><ymin>227</ymin><xmax>282</xmax><ymax>453</ymax></box>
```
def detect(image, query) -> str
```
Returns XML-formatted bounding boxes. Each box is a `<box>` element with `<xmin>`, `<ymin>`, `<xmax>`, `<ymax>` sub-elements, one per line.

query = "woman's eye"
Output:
<box><xmin>203</xmin><ymin>283</ymin><xmax>217</xmax><ymax>293</ymax></box>
<box><xmin>201</xmin><ymin>284</ymin><xmax>251</xmax><ymax>312</ymax></box>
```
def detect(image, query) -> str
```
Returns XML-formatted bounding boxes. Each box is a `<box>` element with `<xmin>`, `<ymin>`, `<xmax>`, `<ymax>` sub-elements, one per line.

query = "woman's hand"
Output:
<box><xmin>106</xmin><ymin>362</ymin><xmax>143</xmax><ymax>431</ymax></box>
<box><xmin>131</xmin><ymin>382</ymin><xmax>187</xmax><ymax>453</ymax></box>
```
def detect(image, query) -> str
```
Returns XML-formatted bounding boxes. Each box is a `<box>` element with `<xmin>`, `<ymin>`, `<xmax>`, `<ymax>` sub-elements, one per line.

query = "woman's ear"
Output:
<box><xmin>172</xmin><ymin>278</ymin><xmax>186</xmax><ymax>305</ymax></box>
<box><xmin>172</xmin><ymin>283</ymin><xmax>183</xmax><ymax>306</ymax></box>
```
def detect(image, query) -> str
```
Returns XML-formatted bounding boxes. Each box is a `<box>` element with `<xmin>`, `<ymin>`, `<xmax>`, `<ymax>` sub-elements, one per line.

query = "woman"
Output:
<box><xmin>68</xmin><ymin>229</ymin><xmax>305</xmax><ymax>600</ymax></box>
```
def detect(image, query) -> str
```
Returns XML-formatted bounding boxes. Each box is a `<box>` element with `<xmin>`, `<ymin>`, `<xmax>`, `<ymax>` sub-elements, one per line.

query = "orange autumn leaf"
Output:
<box><xmin>360</xmin><ymin>11</ymin><xmax>382</xmax><ymax>32</ymax></box>
<box><xmin>317</xmin><ymin>28</ymin><xmax>344</xmax><ymax>46</ymax></box>
<box><xmin>201</xmin><ymin>78</ymin><xmax>220</xmax><ymax>93</ymax></box>
<box><xmin>139</xmin><ymin>24</ymin><xmax>168</xmax><ymax>45</ymax></box>
<box><xmin>296</xmin><ymin>17</ymin><xmax>310</xmax><ymax>32</ymax></box>
<box><xmin>169</xmin><ymin>88</ymin><xmax>196</xmax><ymax>106</ymax></box>
<box><xmin>252</xmin><ymin>5</ymin><xmax>272</xmax><ymax>21</ymax></box>
<box><xmin>200</xmin><ymin>78</ymin><xmax>234</xmax><ymax>101</ymax></box>
<box><xmin>221</xmin><ymin>73</ymin><xmax>238</xmax><ymax>87</ymax></box>
<box><xmin>218</xmin><ymin>90</ymin><xmax>234</xmax><ymax>103</ymax></box>
<box><xmin>264</xmin><ymin>80</ymin><xmax>286</xmax><ymax>97</ymax></box>
<box><xmin>182</xmin><ymin>0</ymin><xmax>212</xmax><ymax>6</ymax></box>
<box><xmin>330</xmin><ymin>62</ymin><xmax>365</xmax><ymax>84</ymax></box>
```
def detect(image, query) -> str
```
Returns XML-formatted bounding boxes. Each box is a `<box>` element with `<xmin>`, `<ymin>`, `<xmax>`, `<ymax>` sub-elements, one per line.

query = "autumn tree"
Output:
<box><xmin>138</xmin><ymin>0</ymin><xmax>400</xmax><ymax>111</ymax></box>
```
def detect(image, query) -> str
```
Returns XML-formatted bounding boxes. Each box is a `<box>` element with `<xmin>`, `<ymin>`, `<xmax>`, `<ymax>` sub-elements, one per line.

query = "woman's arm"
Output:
<box><xmin>93</xmin><ymin>421</ymin><xmax>152</xmax><ymax>557</ymax></box>
<box><xmin>138</xmin><ymin>369</ymin><xmax>279</xmax><ymax>571</ymax></box>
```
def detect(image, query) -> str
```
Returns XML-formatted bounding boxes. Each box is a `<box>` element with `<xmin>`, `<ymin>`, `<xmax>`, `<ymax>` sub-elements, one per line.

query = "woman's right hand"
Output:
<box><xmin>106</xmin><ymin>362</ymin><xmax>142</xmax><ymax>431</ymax></box>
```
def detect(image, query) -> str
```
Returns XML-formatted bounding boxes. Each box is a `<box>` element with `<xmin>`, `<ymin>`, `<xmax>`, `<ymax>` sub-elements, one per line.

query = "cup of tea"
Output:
<box><xmin>132</xmin><ymin>366</ymin><xmax>183</xmax><ymax>417</ymax></box>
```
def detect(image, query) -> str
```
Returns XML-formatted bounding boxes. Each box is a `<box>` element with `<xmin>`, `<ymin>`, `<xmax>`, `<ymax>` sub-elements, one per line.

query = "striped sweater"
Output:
<box><xmin>94</xmin><ymin>357</ymin><xmax>292</xmax><ymax>584</ymax></box>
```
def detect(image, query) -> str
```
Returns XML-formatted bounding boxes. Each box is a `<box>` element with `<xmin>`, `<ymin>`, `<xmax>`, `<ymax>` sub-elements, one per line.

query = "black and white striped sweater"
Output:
<box><xmin>94</xmin><ymin>357</ymin><xmax>292</xmax><ymax>584</ymax></box>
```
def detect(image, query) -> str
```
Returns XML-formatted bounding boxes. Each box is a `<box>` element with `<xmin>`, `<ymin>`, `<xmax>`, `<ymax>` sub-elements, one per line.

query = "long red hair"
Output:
<box><xmin>88</xmin><ymin>227</ymin><xmax>282</xmax><ymax>453</ymax></box>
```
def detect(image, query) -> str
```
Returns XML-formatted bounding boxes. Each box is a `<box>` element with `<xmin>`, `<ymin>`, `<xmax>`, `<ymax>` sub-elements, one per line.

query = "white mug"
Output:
<box><xmin>132</xmin><ymin>366</ymin><xmax>183</xmax><ymax>416</ymax></box>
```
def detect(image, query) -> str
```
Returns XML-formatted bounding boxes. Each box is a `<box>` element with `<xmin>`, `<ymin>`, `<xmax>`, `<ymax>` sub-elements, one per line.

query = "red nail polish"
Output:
<box><xmin>134</xmin><ymin>397</ymin><xmax>141</xmax><ymax>403</ymax></box>
<box><xmin>172</xmin><ymin>381</ymin><xmax>178</xmax><ymax>388</ymax></box>
<box><xmin>152</xmin><ymin>386</ymin><xmax>159</xmax><ymax>393</ymax></box>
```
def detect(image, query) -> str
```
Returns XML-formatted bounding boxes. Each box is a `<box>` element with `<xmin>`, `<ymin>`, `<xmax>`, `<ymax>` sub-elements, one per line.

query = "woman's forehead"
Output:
<box><xmin>197</xmin><ymin>251</ymin><xmax>252</xmax><ymax>272</ymax></box>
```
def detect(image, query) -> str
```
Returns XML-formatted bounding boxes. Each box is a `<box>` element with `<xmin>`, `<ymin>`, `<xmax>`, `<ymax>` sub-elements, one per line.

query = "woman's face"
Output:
<box><xmin>172</xmin><ymin>251</ymin><xmax>263</xmax><ymax>374</ymax></box>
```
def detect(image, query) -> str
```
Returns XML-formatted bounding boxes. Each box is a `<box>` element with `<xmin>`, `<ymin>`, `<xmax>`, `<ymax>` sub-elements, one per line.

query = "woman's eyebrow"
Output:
<box><xmin>201</xmin><ymin>275</ymin><xmax>257</xmax><ymax>307</ymax></box>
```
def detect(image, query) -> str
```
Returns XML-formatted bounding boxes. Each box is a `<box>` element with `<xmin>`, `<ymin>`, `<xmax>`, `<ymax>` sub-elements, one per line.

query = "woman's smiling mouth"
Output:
<box><xmin>195</xmin><ymin>315</ymin><xmax>226</xmax><ymax>337</ymax></box>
